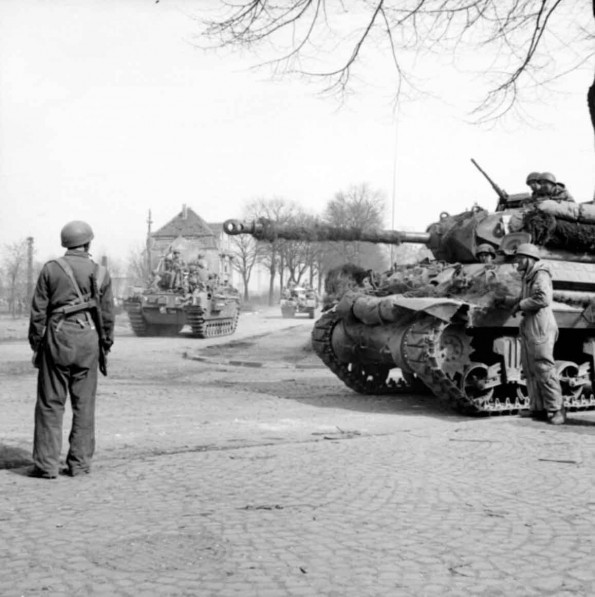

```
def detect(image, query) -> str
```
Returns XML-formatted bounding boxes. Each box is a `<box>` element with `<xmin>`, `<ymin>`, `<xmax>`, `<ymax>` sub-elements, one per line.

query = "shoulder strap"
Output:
<box><xmin>55</xmin><ymin>257</ymin><xmax>85</xmax><ymax>301</ymax></box>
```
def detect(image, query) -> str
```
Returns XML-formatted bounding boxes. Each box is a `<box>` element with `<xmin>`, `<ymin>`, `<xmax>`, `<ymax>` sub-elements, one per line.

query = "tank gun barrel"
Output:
<box><xmin>223</xmin><ymin>218</ymin><xmax>431</xmax><ymax>246</ymax></box>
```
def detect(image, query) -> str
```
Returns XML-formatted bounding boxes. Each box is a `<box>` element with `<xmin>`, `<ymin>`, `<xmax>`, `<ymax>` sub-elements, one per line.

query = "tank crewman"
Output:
<box><xmin>536</xmin><ymin>172</ymin><xmax>575</xmax><ymax>203</ymax></box>
<box><xmin>196</xmin><ymin>254</ymin><xmax>210</xmax><ymax>284</ymax></box>
<box><xmin>525</xmin><ymin>171</ymin><xmax>541</xmax><ymax>199</ymax></box>
<box><xmin>170</xmin><ymin>249</ymin><xmax>186</xmax><ymax>289</ymax></box>
<box><xmin>475</xmin><ymin>243</ymin><xmax>496</xmax><ymax>264</ymax></box>
<box><xmin>502</xmin><ymin>243</ymin><xmax>565</xmax><ymax>424</ymax></box>
<box><xmin>28</xmin><ymin>221</ymin><xmax>115</xmax><ymax>478</ymax></box>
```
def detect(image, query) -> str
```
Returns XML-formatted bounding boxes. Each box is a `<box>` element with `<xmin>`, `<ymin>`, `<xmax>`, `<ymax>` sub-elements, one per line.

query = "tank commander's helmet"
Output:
<box><xmin>60</xmin><ymin>220</ymin><xmax>94</xmax><ymax>248</ymax></box>
<box><xmin>514</xmin><ymin>243</ymin><xmax>541</xmax><ymax>261</ymax></box>
<box><xmin>476</xmin><ymin>243</ymin><xmax>496</xmax><ymax>257</ymax></box>
<box><xmin>539</xmin><ymin>172</ymin><xmax>556</xmax><ymax>184</ymax></box>
<box><xmin>525</xmin><ymin>172</ymin><xmax>541</xmax><ymax>184</ymax></box>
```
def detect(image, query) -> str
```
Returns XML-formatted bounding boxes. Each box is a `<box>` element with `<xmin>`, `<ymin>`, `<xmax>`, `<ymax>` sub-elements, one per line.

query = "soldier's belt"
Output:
<box><xmin>51</xmin><ymin>299</ymin><xmax>97</xmax><ymax>316</ymax></box>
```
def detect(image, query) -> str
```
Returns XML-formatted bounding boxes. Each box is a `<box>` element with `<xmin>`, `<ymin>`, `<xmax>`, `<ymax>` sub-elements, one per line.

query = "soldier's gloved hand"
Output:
<box><xmin>31</xmin><ymin>351</ymin><xmax>40</xmax><ymax>369</ymax></box>
<box><xmin>102</xmin><ymin>339</ymin><xmax>114</xmax><ymax>353</ymax></box>
<box><xmin>495</xmin><ymin>295</ymin><xmax>515</xmax><ymax>309</ymax></box>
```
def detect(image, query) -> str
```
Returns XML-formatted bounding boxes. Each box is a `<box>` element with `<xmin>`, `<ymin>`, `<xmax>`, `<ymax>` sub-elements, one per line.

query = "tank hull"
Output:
<box><xmin>311</xmin><ymin>263</ymin><xmax>595</xmax><ymax>416</ymax></box>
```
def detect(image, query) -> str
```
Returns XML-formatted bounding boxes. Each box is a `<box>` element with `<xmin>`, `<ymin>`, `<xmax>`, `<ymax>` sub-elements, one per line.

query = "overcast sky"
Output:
<box><xmin>1</xmin><ymin>0</ymin><xmax>593</xmax><ymax>265</ymax></box>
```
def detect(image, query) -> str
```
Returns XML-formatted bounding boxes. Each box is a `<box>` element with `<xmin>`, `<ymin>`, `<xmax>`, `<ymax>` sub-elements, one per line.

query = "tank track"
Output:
<box><xmin>311</xmin><ymin>310</ymin><xmax>414</xmax><ymax>395</ymax></box>
<box><xmin>187</xmin><ymin>306</ymin><xmax>239</xmax><ymax>339</ymax></box>
<box><xmin>312</xmin><ymin>309</ymin><xmax>595</xmax><ymax>416</ymax></box>
<box><xmin>402</xmin><ymin>313</ymin><xmax>595</xmax><ymax>415</ymax></box>
<box><xmin>401</xmin><ymin>314</ymin><xmax>505</xmax><ymax>415</ymax></box>
<box><xmin>126</xmin><ymin>308</ymin><xmax>149</xmax><ymax>337</ymax></box>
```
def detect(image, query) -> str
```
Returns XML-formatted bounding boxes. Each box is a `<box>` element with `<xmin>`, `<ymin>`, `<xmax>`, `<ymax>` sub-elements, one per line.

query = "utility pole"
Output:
<box><xmin>26</xmin><ymin>236</ymin><xmax>34</xmax><ymax>306</ymax></box>
<box><xmin>146</xmin><ymin>209</ymin><xmax>153</xmax><ymax>275</ymax></box>
<box><xmin>390</xmin><ymin>112</ymin><xmax>399</xmax><ymax>269</ymax></box>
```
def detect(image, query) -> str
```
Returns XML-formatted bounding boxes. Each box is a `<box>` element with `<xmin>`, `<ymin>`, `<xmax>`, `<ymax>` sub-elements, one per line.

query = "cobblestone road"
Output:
<box><xmin>2</xmin><ymin>311</ymin><xmax>595</xmax><ymax>596</ymax></box>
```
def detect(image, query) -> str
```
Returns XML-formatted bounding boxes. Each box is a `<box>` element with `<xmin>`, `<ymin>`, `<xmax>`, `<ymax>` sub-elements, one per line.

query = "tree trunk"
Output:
<box><xmin>268</xmin><ymin>269</ymin><xmax>276</xmax><ymax>306</ymax></box>
<box><xmin>242</xmin><ymin>272</ymin><xmax>250</xmax><ymax>302</ymax></box>
<box><xmin>589</xmin><ymin>38</ymin><xmax>595</xmax><ymax>200</ymax></box>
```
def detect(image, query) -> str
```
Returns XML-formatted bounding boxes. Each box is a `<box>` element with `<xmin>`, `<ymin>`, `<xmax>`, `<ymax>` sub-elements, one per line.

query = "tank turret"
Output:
<box><xmin>224</xmin><ymin>198</ymin><xmax>595</xmax><ymax>418</ymax></box>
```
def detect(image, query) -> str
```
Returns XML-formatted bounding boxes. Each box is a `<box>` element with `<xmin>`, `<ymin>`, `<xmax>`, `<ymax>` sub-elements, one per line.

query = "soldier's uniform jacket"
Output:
<box><xmin>536</xmin><ymin>185</ymin><xmax>575</xmax><ymax>203</ymax></box>
<box><xmin>519</xmin><ymin>261</ymin><xmax>557</xmax><ymax>348</ymax></box>
<box><xmin>29</xmin><ymin>250</ymin><xmax>115</xmax><ymax>353</ymax></box>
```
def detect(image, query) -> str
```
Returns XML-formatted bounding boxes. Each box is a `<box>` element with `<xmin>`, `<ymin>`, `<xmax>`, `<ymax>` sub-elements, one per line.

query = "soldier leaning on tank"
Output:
<box><xmin>28</xmin><ymin>221</ymin><xmax>115</xmax><ymax>478</ymax></box>
<box><xmin>499</xmin><ymin>243</ymin><xmax>565</xmax><ymax>425</ymax></box>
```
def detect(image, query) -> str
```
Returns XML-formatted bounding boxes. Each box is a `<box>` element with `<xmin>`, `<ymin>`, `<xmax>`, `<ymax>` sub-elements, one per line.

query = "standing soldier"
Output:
<box><xmin>28</xmin><ymin>221</ymin><xmax>115</xmax><ymax>478</ymax></box>
<box><xmin>503</xmin><ymin>243</ymin><xmax>565</xmax><ymax>424</ymax></box>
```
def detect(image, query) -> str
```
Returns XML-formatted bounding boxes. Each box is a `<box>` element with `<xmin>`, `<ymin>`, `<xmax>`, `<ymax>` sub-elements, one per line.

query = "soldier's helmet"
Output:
<box><xmin>60</xmin><ymin>220</ymin><xmax>94</xmax><ymax>248</ymax></box>
<box><xmin>525</xmin><ymin>172</ymin><xmax>541</xmax><ymax>184</ymax></box>
<box><xmin>476</xmin><ymin>243</ymin><xmax>496</xmax><ymax>257</ymax></box>
<box><xmin>514</xmin><ymin>243</ymin><xmax>541</xmax><ymax>261</ymax></box>
<box><xmin>539</xmin><ymin>172</ymin><xmax>556</xmax><ymax>184</ymax></box>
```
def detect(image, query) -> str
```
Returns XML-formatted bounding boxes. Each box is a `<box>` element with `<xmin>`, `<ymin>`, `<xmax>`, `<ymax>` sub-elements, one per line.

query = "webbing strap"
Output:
<box><xmin>55</xmin><ymin>258</ymin><xmax>85</xmax><ymax>302</ymax></box>
<box><xmin>52</xmin><ymin>258</ymin><xmax>100</xmax><ymax>326</ymax></box>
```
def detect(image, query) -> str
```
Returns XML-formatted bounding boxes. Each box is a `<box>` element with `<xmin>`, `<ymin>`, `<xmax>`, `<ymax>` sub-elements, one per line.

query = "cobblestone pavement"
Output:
<box><xmin>2</xmin><ymin>311</ymin><xmax>595</xmax><ymax>596</ymax></box>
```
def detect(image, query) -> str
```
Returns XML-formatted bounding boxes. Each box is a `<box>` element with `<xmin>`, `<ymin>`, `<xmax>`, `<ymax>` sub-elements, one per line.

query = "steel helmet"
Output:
<box><xmin>525</xmin><ymin>172</ymin><xmax>541</xmax><ymax>184</ymax></box>
<box><xmin>476</xmin><ymin>243</ymin><xmax>496</xmax><ymax>256</ymax></box>
<box><xmin>60</xmin><ymin>220</ymin><xmax>94</xmax><ymax>248</ymax></box>
<box><xmin>539</xmin><ymin>172</ymin><xmax>556</xmax><ymax>184</ymax></box>
<box><xmin>514</xmin><ymin>243</ymin><xmax>541</xmax><ymax>260</ymax></box>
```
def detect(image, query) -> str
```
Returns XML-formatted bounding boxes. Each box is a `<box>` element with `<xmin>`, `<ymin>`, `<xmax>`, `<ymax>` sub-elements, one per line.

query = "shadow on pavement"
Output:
<box><xmin>565</xmin><ymin>415</ymin><xmax>595</xmax><ymax>426</ymax></box>
<box><xmin>0</xmin><ymin>444</ymin><xmax>32</xmax><ymax>470</ymax></box>
<box><xmin>232</xmin><ymin>378</ymin><xmax>471</xmax><ymax>421</ymax></box>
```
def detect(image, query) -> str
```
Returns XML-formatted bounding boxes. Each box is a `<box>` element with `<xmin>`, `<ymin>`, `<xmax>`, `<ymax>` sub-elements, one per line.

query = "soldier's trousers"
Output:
<box><xmin>520</xmin><ymin>333</ymin><xmax>563</xmax><ymax>413</ymax></box>
<box><xmin>33</xmin><ymin>318</ymin><xmax>99</xmax><ymax>476</ymax></box>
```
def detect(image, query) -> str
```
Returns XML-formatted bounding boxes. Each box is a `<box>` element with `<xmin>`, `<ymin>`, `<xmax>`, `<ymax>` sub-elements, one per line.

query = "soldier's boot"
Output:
<box><xmin>547</xmin><ymin>408</ymin><xmax>566</xmax><ymax>425</ymax></box>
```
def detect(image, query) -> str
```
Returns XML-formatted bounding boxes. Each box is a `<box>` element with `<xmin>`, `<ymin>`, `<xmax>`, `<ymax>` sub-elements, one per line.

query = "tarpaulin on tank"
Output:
<box><xmin>337</xmin><ymin>292</ymin><xmax>470</xmax><ymax>326</ymax></box>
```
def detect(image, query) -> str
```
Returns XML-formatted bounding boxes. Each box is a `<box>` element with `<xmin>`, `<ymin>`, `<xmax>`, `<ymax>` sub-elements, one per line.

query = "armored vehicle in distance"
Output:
<box><xmin>124</xmin><ymin>252</ymin><xmax>240</xmax><ymax>338</ymax></box>
<box><xmin>124</xmin><ymin>206</ymin><xmax>240</xmax><ymax>338</ymax></box>
<box><xmin>280</xmin><ymin>285</ymin><xmax>319</xmax><ymax>319</ymax></box>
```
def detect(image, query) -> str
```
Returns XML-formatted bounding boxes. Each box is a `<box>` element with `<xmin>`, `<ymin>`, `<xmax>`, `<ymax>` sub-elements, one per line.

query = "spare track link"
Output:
<box><xmin>187</xmin><ymin>307</ymin><xmax>239</xmax><ymax>339</ymax></box>
<box><xmin>311</xmin><ymin>309</ymin><xmax>412</xmax><ymax>395</ymax></box>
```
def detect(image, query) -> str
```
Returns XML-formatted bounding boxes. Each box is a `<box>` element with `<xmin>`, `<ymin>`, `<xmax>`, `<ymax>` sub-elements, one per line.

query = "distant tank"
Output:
<box><xmin>280</xmin><ymin>285</ymin><xmax>319</xmax><ymax>319</ymax></box>
<box><xmin>223</xmin><ymin>188</ymin><xmax>595</xmax><ymax>415</ymax></box>
<box><xmin>123</xmin><ymin>252</ymin><xmax>240</xmax><ymax>338</ymax></box>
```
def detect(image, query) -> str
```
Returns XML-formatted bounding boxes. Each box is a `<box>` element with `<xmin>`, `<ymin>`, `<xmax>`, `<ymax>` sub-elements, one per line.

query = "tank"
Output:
<box><xmin>223</xmin><ymin>196</ymin><xmax>595</xmax><ymax>416</ymax></box>
<box><xmin>123</xmin><ymin>252</ymin><xmax>240</xmax><ymax>338</ymax></box>
<box><xmin>280</xmin><ymin>285</ymin><xmax>320</xmax><ymax>319</ymax></box>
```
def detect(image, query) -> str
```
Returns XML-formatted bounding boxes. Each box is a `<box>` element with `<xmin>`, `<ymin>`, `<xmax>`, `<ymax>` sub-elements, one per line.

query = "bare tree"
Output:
<box><xmin>323</xmin><ymin>183</ymin><xmax>389</xmax><ymax>270</ymax></box>
<box><xmin>2</xmin><ymin>240</ymin><xmax>30</xmax><ymax>317</ymax></box>
<box><xmin>205</xmin><ymin>1</ymin><xmax>595</xmax><ymax>131</ymax></box>
<box><xmin>127</xmin><ymin>243</ymin><xmax>151</xmax><ymax>286</ymax></box>
<box><xmin>229</xmin><ymin>234</ymin><xmax>261</xmax><ymax>301</ymax></box>
<box><xmin>246</xmin><ymin>196</ymin><xmax>302</xmax><ymax>305</ymax></box>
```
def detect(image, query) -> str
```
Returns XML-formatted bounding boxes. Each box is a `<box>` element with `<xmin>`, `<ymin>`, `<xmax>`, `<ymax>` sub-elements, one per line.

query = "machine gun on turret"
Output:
<box><xmin>471</xmin><ymin>158</ymin><xmax>531</xmax><ymax>210</ymax></box>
